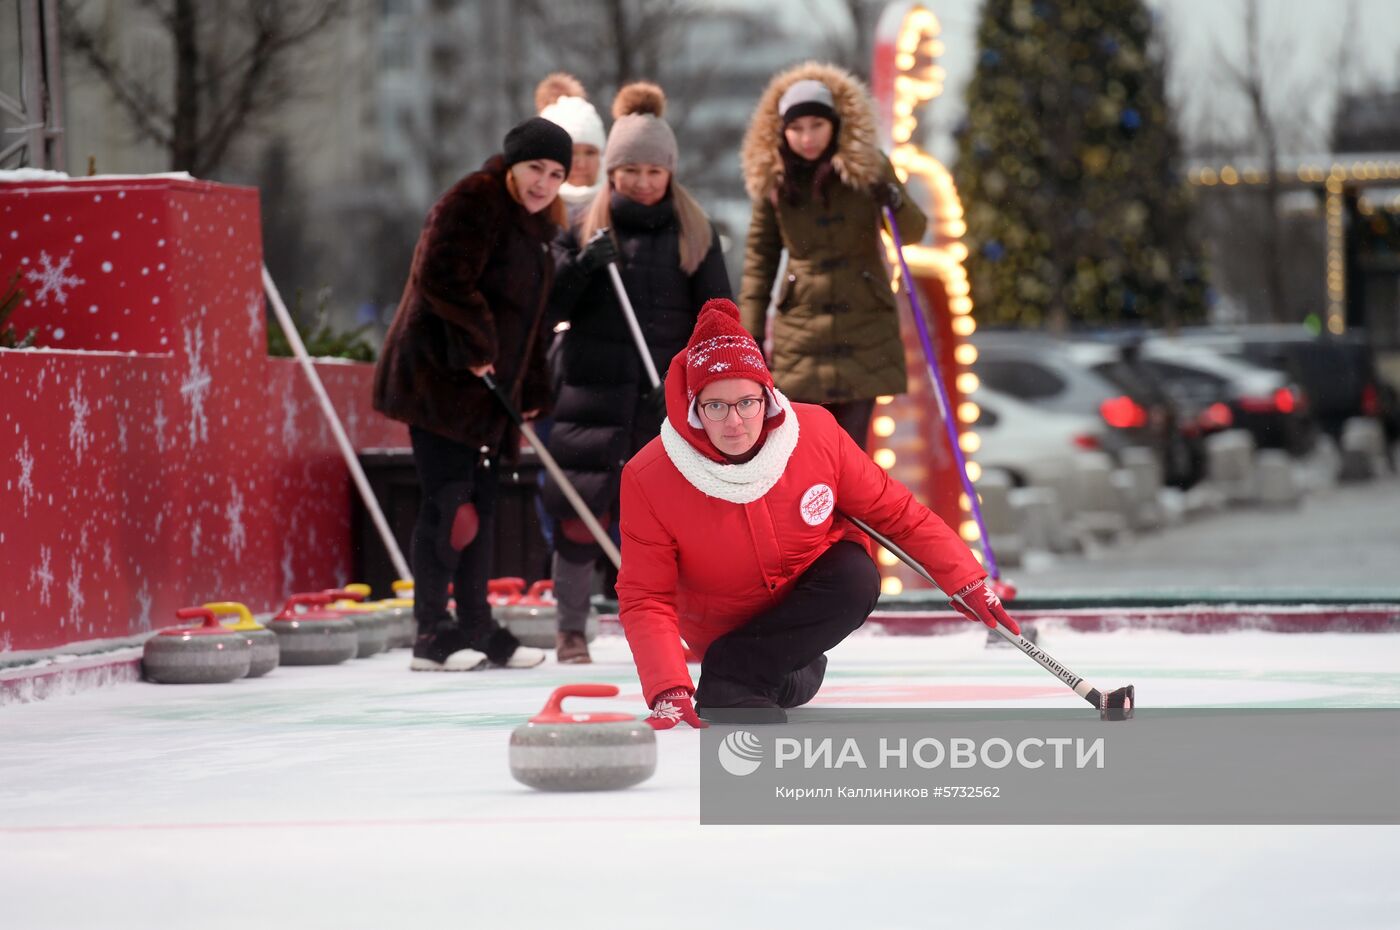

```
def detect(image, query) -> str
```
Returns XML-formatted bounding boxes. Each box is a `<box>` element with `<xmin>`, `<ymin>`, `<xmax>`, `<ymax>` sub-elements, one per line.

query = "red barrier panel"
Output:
<box><xmin>1</xmin><ymin>176</ymin><xmax>406</xmax><ymax>654</ymax></box>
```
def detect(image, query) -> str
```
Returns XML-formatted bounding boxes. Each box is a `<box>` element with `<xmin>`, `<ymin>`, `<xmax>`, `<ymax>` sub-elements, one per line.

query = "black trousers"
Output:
<box><xmin>695</xmin><ymin>542</ymin><xmax>881</xmax><ymax>707</ymax></box>
<box><xmin>408</xmin><ymin>426</ymin><xmax>500</xmax><ymax>635</ymax></box>
<box><xmin>822</xmin><ymin>399</ymin><xmax>877</xmax><ymax>451</ymax></box>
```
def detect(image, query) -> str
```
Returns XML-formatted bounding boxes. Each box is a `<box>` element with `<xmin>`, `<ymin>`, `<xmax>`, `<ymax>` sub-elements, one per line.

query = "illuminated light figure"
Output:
<box><xmin>869</xmin><ymin>2</ymin><xmax>986</xmax><ymax>589</ymax></box>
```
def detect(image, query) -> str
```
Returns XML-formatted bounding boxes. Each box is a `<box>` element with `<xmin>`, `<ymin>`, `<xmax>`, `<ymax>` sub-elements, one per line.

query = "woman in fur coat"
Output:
<box><xmin>372</xmin><ymin>117</ymin><xmax>572</xmax><ymax>673</ymax></box>
<box><xmin>543</xmin><ymin>82</ymin><xmax>732</xmax><ymax>664</ymax></box>
<box><xmin>739</xmin><ymin>62</ymin><xmax>928</xmax><ymax>450</ymax></box>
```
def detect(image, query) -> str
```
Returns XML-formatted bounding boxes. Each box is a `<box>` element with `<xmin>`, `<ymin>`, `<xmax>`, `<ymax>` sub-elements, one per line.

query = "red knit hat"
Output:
<box><xmin>664</xmin><ymin>298</ymin><xmax>785</xmax><ymax>463</ymax></box>
<box><xmin>683</xmin><ymin>298</ymin><xmax>773</xmax><ymax>402</ymax></box>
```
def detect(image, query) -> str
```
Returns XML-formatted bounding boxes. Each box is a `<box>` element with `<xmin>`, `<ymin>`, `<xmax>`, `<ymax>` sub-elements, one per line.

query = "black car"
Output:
<box><xmin>970</xmin><ymin>333</ymin><xmax>1195</xmax><ymax>486</ymax></box>
<box><xmin>1136</xmin><ymin>337</ymin><xmax>1317</xmax><ymax>456</ymax></box>
<box><xmin>1168</xmin><ymin>325</ymin><xmax>1398</xmax><ymax>445</ymax></box>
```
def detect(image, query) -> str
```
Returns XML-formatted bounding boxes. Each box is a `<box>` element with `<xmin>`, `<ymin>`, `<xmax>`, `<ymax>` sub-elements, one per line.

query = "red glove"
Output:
<box><xmin>950</xmin><ymin>578</ymin><xmax>1021</xmax><ymax>636</ymax></box>
<box><xmin>645</xmin><ymin>687</ymin><xmax>708</xmax><ymax>730</ymax></box>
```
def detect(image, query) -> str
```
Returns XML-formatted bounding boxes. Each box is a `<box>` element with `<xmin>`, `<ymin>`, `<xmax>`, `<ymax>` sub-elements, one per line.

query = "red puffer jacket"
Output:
<box><xmin>617</xmin><ymin>356</ymin><xmax>986</xmax><ymax>706</ymax></box>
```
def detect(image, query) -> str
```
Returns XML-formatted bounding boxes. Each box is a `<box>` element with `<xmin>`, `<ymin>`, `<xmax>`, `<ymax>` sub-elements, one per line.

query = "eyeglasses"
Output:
<box><xmin>699</xmin><ymin>397</ymin><xmax>764</xmax><ymax>422</ymax></box>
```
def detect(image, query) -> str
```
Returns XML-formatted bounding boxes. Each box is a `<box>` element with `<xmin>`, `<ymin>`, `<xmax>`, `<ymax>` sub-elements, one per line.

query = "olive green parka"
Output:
<box><xmin>739</xmin><ymin>62</ymin><xmax>927</xmax><ymax>404</ymax></box>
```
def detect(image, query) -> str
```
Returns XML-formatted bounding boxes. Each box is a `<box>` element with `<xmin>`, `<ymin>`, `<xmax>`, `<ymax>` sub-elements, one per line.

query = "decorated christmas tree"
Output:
<box><xmin>953</xmin><ymin>0</ymin><xmax>1208</xmax><ymax>329</ymax></box>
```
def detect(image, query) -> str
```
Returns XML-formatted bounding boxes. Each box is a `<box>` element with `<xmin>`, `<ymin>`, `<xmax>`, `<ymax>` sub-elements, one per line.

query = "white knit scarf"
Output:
<box><xmin>659</xmin><ymin>389</ymin><xmax>800</xmax><ymax>504</ymax></box>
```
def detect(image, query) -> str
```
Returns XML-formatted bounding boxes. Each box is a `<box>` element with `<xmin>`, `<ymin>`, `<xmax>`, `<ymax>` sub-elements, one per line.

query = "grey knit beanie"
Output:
<box><xmin>605</xmin><ymin>82</ymin><xmax>677</xmax><ymax>173</ymax></box>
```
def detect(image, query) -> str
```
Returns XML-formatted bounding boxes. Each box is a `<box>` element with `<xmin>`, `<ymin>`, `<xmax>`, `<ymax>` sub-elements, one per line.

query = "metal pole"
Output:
<box><xmin>605</xmin><ymin>261</ymin><xmax>662</xmax><ymax>391</ymax></box>
<box><xmin>262</xmin><ymin>265</ymin><xmax>412</xmax><ymax>581</ymax></box>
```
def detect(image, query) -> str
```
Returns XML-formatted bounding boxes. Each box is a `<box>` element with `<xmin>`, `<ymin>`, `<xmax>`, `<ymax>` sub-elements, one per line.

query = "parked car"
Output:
<box><xmin>1163</xmin><ymin>325</ymin><xmax>1398</xmax><ymax>445</ymax></box>
<box><xmin>970</xmin><ymin>333</ymin><xmax>1196</xmax><ymax>486</ymax></box>
<box><xmin>1136</xmin><ymin>336</ymin><xmax>1317</xmax><ymax>456</ymax></box>
<box><xmin>971</xmin><ymin>385</ymin><xmax>1111</xmax><ymax>489</ymax></box>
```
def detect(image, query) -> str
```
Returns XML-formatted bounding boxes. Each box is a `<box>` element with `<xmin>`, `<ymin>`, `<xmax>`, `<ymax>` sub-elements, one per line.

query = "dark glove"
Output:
<box><xmin>873</xmin><ymin>181</ymin><xmax>903</xmax><ymax>211</ymax></box>
<box><xmin>645</xmin><ymin>687</ymin><xmax>708</xmax><ymax>730</ymax></box>
<box><xmin>949</xmin><ymin>577</ymin><xmax>1022</xmax><ymax>636</ymax></box>
<box><xmin>577</xmin><ymin>229</ymin><xmax>620</xmax><ymax>274</ymax></box>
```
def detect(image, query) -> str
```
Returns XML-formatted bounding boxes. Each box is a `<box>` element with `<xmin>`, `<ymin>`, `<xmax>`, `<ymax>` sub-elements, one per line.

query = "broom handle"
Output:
<box><xmin>606</xmin><ymin>261</ymin><xmax>662</xmax><ymax>391</ymax></box>
<box><xmin>845</xmin><ymin>513</ymin><xmax>1097</xmax><ymax>705</ymax></box>
<box><xmin>262</xmin><ymin>266</ymin><xmax>412</xmax><ymax>582</ymax></box>
<box><xmin>880</xmin><ymin>206</ymin><xmax>1001</xmax><ymax>580</ymax></box>
<box><xmin>481</xmin><ymin>373</ymin><xmax>622</xmax><ymax>570</ymax></box>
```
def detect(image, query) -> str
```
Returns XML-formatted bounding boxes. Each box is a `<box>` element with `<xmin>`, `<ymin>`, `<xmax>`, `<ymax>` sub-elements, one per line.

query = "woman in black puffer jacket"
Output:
<box><xmin>544</xmin><ymin>81</ymin><xmax>731</xmax><ymax>663</ymax></box>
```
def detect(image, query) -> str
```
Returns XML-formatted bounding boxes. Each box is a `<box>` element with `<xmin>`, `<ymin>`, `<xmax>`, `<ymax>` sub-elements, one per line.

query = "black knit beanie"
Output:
<box><xmin>503</xmin><ymin>116</ymin><xmax>573</xmax><ymax>173</ymax></box>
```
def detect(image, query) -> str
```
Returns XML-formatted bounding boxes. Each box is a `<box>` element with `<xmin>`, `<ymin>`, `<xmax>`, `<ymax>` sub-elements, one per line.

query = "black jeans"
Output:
<box><xmin>822</xmin><ymin>399</ymin><xmax>877</xmax><ymax>451</ymax></box>
<box><xmin>408</xmin><ymin>426</ymin><xmax>500</xmax><ymax>636</ymax></box>
<box><xmin>695</xmin><ymin>542</ymin><xmax>881</xmax><ymax>707</ymax></box>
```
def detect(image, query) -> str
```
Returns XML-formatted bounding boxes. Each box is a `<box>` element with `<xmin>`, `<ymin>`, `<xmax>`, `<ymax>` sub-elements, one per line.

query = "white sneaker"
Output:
<box><xmin>497</xmin><ymin>646</ymin><xmax>545</xmax><ymax>668</ymax></box>
<box><xmin>410</xmin><ymin>648</ymin><xmax>488</xmax><ymax>672</ymax></box>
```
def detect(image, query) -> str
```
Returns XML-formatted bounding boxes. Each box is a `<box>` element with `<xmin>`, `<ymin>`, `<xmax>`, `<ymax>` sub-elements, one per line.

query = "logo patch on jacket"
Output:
<box><xmin>800</xmin><ymin>483</ymin><xmax>834</xmax><ymax>526</ymax></box>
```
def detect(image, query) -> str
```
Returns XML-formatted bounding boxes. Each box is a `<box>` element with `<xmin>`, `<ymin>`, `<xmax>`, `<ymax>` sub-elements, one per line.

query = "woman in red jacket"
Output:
<box><xmin>617</xmin><ymin>298</ymin><xmax>1022</xmax><ymax>726</ymax></box>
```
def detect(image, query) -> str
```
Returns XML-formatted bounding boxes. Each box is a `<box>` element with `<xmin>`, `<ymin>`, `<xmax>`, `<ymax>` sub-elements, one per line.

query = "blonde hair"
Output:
<box><xmin>505</xmin><ymin>168</ymin><xmax>568</xmax><ymax>228</ymax></box>
<box><xmin>579</xmin><ymin>180</ymin><xmax>713</xmax><ymax>275</ymax></box>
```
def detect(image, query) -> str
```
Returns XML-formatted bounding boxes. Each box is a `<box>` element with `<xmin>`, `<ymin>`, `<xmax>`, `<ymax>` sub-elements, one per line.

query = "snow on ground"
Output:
<box><xmin>2</xmin><ymin>629</ymin><xmax>1399</xmax><ymax>928</ymax></box>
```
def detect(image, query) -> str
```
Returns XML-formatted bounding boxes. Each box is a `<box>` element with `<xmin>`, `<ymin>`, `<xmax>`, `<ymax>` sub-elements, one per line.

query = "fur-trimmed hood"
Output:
<box><xmin>740</xmin><ymin>61</ymin><xmax>885</xmax><ymax>202</ymax></box>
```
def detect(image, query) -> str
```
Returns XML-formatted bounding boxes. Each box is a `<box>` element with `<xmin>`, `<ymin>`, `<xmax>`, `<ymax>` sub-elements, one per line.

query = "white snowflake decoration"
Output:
<box><xmin>179</xmin><ymin>324</ymin><xmax>212</xmax><ymax>444</ymax></box>
<box><xmin>68</xmin><ymin>375</ymin><xmax>92</xmax><ymax>466</ymax></box>
<box><xmin>650</xmin><ymin>699</ymin><xmax>683</xmax><ymax>723</ymax></box>
<box><xmin>65</xmin><ymin>555</ymin><xmax>85</xmax><ymax>630</ymax></box>
<box><xmin>117</xmin><ymin>417</ymin><xmax>129</xmax><ymax>454</ymax></box>
<box><xmin>135</xmin><ymin>585</ymin><xmax>154</xmax><ymax>632</ymax></box>
<box><xmin>24</xmin><ymin>250</ymin><xmax>85</xmax><ymax>305</ymax></box>
<box><xmin>189</xmin><ymin>520</ymin><xmax>203</xmax><ymax>558</ymax></box>
<box><xmin>15</xmin><ymin>439</ymin><xmax>35</xmax><ymax>515</ymax></box>
<box><xmin>245</xmin><ymin>290</ymin><xmax>264</xmax><ymax>342</ymax></box>
<box><xmin>152</xmin><ymin>399</ymin><xmax>169</xmax><ymax>453</ymax></box>
<box><xmin>224</xmin><ymin>485</ymin><xmax>246</xmax><ymax>558</ymax></box>
<box><xmin>281</xmin><ymin>537</ymin><xmax>296</xmax><ymax>594</ymax></box>
<box><xmin>102</xmin><ymin>540</ymin><xmax>114</xmax><ymax>572</ymax></box>
<box><xmin>32</xmin><ymin>546</ymin><xmax>54</xmax><ymax>606</ymax></box>
<box><xmin>281</xmin><ymin>393</ymin><xmax>301</xmax><ymax>448</ymax></box>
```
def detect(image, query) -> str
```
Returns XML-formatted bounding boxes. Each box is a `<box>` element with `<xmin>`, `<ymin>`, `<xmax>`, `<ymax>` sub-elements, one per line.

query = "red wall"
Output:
<box><xmin>1</xmin><ymin>176</ymin><xmax>406</xmax><ymax>654</ymax></box>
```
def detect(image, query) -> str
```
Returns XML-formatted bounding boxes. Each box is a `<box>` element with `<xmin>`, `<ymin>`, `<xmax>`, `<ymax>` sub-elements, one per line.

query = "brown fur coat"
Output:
<box><xmin>373</xmin><ymin>155</ymin><xmax>558</xmax><ymax>450</ymax></box>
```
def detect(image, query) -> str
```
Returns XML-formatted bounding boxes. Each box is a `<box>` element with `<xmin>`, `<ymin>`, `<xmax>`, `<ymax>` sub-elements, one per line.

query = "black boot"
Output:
<box><xmin>777</xmin><ymin>654</ymin><xmax>827</xmax><ymax>708</ymax></box>
<box><xmin>695</xmin><ymin>674</ymin><xmax>787</xmax><ymax>724</ymax></box>
<box><xmin>410</xmin><ymin>624</ymin><xmax>487</xmax><ymax>671</ymax></box>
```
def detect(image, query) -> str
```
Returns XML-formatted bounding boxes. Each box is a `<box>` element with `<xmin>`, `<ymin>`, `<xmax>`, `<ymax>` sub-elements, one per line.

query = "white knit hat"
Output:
<box><xmin>540</xmin><ymin>95</ymin><xmax>606</xmax><ymax>151</ymax></box>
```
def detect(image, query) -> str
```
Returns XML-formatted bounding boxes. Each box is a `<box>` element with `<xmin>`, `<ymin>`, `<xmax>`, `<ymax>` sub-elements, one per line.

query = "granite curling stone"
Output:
<box><xmin>324</xmin><ymin>587</ymin><xmax>392</xmax><ymax>658</ymax></box>
<box><xmin>143</xmin><ymin>607</ymin><xmax>252</xmax><ymax>684</ymax></box>
<box><xmin>383</xmin><ymin>579</ymin><xmax>417</xmax><ymax>649</ymax></box>
<box><xmin>204</xmin><ymin>600</ymin><xmax>279</xmax><ymax>677</ymax></box>
<box><xmin>267</xmin><ymin>593</ymin><xmax>359</xmax><ymax>666</ymax></box>
<box><xmin>509</xmin><ymin>684</ymin><xmax>657</xmax><ymax>792</ymax></box>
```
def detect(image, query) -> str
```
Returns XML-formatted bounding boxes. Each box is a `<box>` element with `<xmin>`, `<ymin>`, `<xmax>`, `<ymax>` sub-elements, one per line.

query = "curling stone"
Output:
<box><xmin>267</xmin><ymin>593</ymin><xmax>359</xmax><ymax>666</ymax></box>
<box><xmin>323</xmin><ymin>587</ymin><xmax>392</xmax><ymax>658</ymax></box>
<box><xmin>377</xmin><ymin>579</ymin><xmax>417</xmax><ymax>649</ymax></box>
<box><xmin>495</xmin><ymin>580</ymin><xmax>558</xmax><ymax>649</ymax></box>
<box><xmin>143</xmin><ymin>607</ymin><xmax>252</xmax><ymax>684</ymax></box>
<box><xmin>204</xmin><ymin>601</ymin><xmax>280</xmax><ymax>678</ymax></box>
<box><xmin>509</xmin><ymin>684</ymin><xmax>657</xmax><ymax>792</ymax></box>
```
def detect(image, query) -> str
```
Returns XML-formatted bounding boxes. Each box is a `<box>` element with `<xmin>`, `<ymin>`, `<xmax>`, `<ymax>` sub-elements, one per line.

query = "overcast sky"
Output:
<box><xmin>771</xmin><ymin>0</ymin><xmax>1400</xmax><ymax>162</ymax></box>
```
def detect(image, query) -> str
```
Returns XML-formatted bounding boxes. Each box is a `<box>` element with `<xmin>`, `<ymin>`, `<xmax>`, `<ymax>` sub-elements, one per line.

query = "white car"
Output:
<box><xmin>969</xmin><ymin>384</ymin><xmax>1111</xmax><ymax>489</ymax></box>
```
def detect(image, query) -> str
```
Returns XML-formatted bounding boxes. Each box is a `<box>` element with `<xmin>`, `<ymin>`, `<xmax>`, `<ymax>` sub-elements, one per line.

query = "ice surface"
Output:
<box><xmin>2</xmin><ymin>628</ymin><xmax>1398</xmax><ymax>928</ymax></box>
